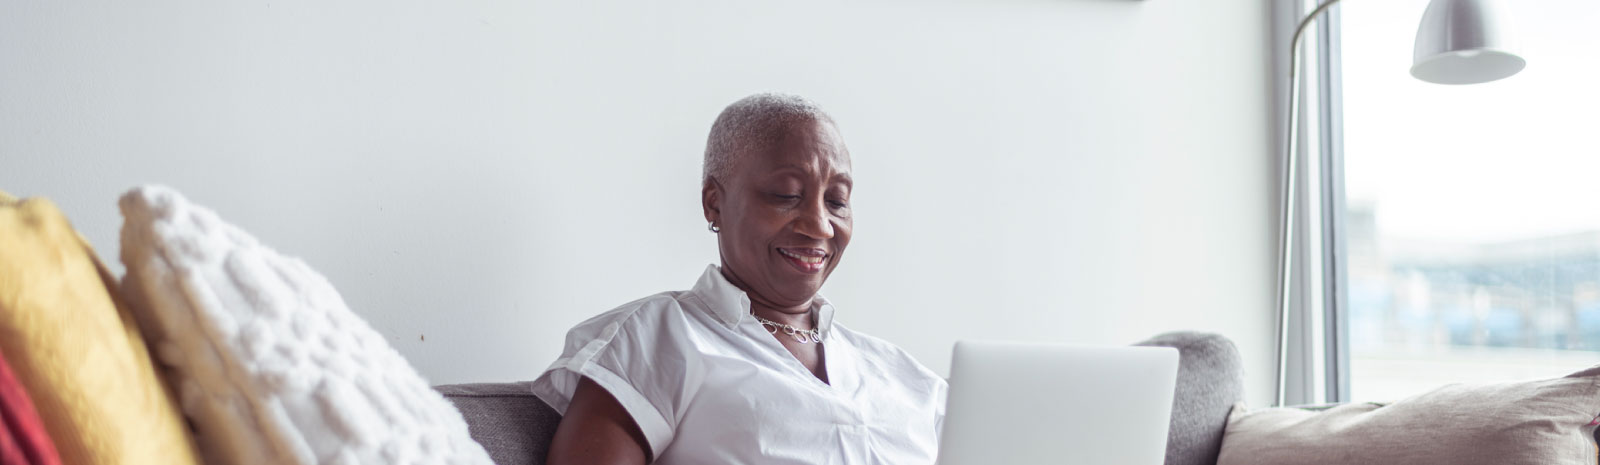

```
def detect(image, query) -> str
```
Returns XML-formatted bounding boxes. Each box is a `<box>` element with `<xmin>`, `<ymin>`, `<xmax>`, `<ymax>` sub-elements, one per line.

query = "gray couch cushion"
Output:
<box><xmin>1136</xmin><ymin>331</ymin><xmax>1246</xmax><ymax>465</ymax></box>
<box><xmin>436</xmin><ymin>382</ymin><xmax>561</xmax><ymax>465</ymax></box>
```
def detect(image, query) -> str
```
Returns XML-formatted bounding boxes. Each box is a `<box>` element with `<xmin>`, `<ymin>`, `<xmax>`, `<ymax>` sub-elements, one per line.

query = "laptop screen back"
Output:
<box><xmin>936</xmin><ymin>341</ymin><xmax>1179</xmax><ymax>465</ymax></box>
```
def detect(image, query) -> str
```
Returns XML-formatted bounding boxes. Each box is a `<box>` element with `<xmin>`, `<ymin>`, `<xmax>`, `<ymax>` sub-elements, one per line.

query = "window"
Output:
<box><xmin>1337</xmin><ymin>0</ymin><xmax>1600</xmax><ymax>401</ymax></box>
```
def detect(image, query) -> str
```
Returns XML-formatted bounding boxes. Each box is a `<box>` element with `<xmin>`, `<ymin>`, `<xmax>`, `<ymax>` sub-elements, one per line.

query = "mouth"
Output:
<box><xmin>777</xmin><ymin>247</ymin><xmax>828</xmax><ymax>274</ymax></box>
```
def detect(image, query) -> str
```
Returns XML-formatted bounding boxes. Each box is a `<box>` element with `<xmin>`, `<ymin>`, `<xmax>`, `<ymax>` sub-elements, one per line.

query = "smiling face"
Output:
<box><xmin>703</xmin><ymin>118</ymin><xmax>853</xmax><ymax>311</ymax></box>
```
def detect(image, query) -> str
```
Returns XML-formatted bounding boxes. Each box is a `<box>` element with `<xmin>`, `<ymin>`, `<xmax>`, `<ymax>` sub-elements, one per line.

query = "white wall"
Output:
<box><xmin>2</xmin><ymin>0</ymin><xmax>1277</xmax><ymax>407</ymax></box>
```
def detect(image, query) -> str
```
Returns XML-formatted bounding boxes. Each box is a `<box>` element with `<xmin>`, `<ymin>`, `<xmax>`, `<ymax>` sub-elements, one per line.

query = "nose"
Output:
<box><xmin>794</xmin><ymin>197</ymin><xmax>835</xmax><ymax>240</ymax></box>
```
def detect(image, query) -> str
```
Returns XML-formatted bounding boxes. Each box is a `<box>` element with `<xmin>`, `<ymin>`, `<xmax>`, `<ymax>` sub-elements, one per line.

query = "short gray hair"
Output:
<box><xmin>703</xmin><ymin>93</ymin><xmax>835</xmax><ymax>185</ymax></box>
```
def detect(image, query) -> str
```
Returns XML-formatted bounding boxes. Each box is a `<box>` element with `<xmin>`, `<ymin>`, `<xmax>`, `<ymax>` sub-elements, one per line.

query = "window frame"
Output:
<box><xmin>1316</xmin><ymin>0</ymin><xmax>1352</xmax><ymax>404</ymax></box>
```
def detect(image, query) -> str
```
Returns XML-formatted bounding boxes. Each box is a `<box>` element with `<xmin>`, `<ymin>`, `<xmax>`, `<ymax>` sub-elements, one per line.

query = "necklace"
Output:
<box><xmin>752</xmin><ymin>314</ymin><xmax>825</xmax><ymax>344</ymax></box>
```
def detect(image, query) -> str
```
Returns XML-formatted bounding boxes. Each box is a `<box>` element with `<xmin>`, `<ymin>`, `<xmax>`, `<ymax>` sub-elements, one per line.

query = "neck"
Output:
<box><xmin>718</xmin><ymin>265</ymin><xmax>817</xmax><ymax>329</ymax></box>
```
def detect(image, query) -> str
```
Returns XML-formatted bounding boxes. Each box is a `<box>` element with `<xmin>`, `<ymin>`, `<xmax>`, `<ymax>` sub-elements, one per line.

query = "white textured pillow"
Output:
<box><xmin>1217</xmin><ymin>365</ymin><xmax>1600</xmax><ymax>465</ymax></box>
<box><xmin>118</xmin><ymin>186</ymin><xmax>492</xmax><ymax>465</ymax></box>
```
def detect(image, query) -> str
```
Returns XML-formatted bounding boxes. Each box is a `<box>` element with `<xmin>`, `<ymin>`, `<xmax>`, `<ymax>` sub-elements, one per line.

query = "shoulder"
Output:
<box><xmin>559</xmin><ymin>291</ymin><xmax>700</xmax><ymax>346</ymax></box>
<box><xmin>536</xmin><ymin>290</ymin><xmax>711</xmax><ymax>404</ymax></box>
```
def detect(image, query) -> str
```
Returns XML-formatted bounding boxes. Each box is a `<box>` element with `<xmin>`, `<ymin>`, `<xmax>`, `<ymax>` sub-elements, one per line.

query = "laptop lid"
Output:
<box><xmin>936</xmin><ymin>341</ymin><xmax>1180</xmax><ymax>465</ymax></box>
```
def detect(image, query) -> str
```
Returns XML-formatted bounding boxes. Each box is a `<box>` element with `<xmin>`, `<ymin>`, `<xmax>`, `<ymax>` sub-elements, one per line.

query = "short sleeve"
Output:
<box><xmin>531</xmin><ymin>297</ymin><xmax>703</xmax><ymax>458</ymax></box>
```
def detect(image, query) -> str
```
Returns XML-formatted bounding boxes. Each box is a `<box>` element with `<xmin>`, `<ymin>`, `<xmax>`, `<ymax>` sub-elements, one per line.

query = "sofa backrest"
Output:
<box><xmin>438</xmin><ymin>331</ymin><xmax>1247</xmax><ymax>465</ymax></box>
<box><xmin>435</xmin><ymin>382</ymin><xmax>560</xmax><ymax>465</ymax></box>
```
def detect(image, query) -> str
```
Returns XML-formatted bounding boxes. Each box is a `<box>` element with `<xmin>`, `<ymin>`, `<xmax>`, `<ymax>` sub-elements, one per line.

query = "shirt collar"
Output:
<box><xmin>690</xmin><ymin>264</ymin><xmax>836</xmax><ymax>337</ymax></box>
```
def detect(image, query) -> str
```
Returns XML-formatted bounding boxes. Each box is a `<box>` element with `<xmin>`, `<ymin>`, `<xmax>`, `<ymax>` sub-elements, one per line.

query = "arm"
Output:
<box><xmin>546</xmin><ymin>377</ymin><xmax>654</xmax><ymax>465</ymax></box>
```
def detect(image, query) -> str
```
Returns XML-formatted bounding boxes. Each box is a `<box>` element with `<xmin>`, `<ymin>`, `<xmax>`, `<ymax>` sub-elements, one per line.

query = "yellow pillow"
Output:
<box><xmin>0</xmin><ymin>192</ymin><xmax>199</xmax><ymax>465</ymax></box>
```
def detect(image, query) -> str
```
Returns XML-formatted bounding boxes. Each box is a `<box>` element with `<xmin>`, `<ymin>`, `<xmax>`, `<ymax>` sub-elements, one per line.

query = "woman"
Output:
<box><xmin>533</xmin><ymin>93</ymin><xmax>946</xmax><ymax>465</ymax></box>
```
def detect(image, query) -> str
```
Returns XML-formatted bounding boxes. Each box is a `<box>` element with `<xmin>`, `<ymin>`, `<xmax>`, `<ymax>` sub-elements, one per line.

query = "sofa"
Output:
<box><xmin>435</xmin><ymin>331</ymin><xmax>1246</xmax><ymax>465</ymax></box>
<box><xmin>437</xmin><ymin>331</ymin><xmax>1600</xmax><ymax>465</ymax></box>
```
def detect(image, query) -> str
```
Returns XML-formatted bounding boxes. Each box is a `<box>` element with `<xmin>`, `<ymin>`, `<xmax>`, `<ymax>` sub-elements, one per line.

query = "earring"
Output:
<box><xmin>708</xmin><ymin>221</ymin><xmax>720</xmax><ymax>233</ymax></box>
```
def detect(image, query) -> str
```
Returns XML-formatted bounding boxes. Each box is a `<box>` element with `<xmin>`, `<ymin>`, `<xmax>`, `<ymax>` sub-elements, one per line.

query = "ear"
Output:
<box><xmin>702</xmin><ymin>178</ymin><xmax>722</xmax><ymax>225</ymax></box>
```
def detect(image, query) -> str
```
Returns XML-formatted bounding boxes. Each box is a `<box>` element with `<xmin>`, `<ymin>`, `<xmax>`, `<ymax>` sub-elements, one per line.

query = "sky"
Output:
<box><xmin>1342</xmin><ymin>0</ymin><xmax>1600</xmax><ymax>244</ymax></box>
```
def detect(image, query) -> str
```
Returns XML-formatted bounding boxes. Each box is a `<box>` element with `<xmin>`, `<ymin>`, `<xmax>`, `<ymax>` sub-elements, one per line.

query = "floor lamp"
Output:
<box><xmin>1274</xmin><ymin>0</ymin><xmax>1525</xmax><ymax>406</ymax></box>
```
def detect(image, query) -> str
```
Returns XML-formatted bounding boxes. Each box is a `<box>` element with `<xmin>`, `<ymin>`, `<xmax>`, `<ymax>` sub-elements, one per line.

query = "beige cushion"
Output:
<box><xmin>118</xmin><ymin>185</ymin><xmax>492</xmax><ymax>465</ymax></box>
<box><xmin>1218</xmin><ymin>365</ymin><xmax>1600</xmax><ymax>465</ymax></box>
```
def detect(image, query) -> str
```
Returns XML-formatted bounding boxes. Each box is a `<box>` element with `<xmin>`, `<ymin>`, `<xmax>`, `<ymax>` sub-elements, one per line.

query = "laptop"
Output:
<box><xmin>936</xmin><ymin>341</ymin><xmax>1180</xmax><ymax>465</ymax></box>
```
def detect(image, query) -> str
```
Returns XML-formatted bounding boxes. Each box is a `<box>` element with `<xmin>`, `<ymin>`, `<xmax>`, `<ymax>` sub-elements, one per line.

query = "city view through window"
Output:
<box><xmin>1341</xmin><ymin>0</ymin><xmax>1600</xmax><ymax>401</ymax></box>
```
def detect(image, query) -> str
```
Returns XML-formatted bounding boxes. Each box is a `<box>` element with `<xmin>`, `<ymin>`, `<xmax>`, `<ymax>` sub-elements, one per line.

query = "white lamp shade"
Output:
<box><xmin>1411</xmin><ymin>0</ymin><xmax>1526</xmax><ymax>85</ymax></box>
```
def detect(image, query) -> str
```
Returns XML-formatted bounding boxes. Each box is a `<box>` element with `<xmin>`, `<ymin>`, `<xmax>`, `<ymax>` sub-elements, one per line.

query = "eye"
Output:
<box><xmin>828</xmin><ymin>199</ymin><xmax>848</xmax><ymax>209</ymax></box>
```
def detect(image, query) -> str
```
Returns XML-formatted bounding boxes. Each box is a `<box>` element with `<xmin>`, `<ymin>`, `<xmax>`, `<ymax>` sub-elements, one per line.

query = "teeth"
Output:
<box><xmin>779</xmin><ymin>248</ymin><xmax>826</xmax><ymax>264</ymax></box>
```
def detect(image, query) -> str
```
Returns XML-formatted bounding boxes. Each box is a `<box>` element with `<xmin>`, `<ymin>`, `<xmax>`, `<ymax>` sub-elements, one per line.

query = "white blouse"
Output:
<box><xmin>532</xmin><ymin>265</ymin><xmax>947</xmax><ymax>464</ymax></box>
